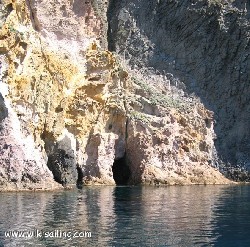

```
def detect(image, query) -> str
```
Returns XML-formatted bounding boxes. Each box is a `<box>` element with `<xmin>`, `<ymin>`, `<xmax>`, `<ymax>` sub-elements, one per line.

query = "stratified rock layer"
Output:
<box><xmin>0</xmin><ymin>0</ymin><xmax>232</xmax><ymax>190</ymax></box>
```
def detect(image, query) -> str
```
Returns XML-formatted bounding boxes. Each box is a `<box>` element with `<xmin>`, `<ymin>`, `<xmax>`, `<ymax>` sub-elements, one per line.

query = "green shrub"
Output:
<box><xmin>130</xmin><ymin>111</ymin><xmax>150</xmax><ymax>123</ymax></box>
<box><xmin>132</xmin><ymin>77</ymin><xmax>184</xmax><ymax>110</ymax></box>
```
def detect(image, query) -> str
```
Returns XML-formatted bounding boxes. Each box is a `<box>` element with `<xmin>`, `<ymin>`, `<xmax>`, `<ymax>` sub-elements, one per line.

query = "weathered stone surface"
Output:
<box><xmin>121</xmin><ymin>74</ymin><xmax>229</xmax><ymax>185</ymax></box>
<box><xmin>27</xmin><ymin>0</ymin><xmax>109</xmax><ymax>48</ymax></box>
<box><xmin>0</xmin><ymin>89</ymin><xmax>61</xmax><ymax>191</ymax></box>
<box><xmin>0</xmin><ymin>0</ymin><xmax>129</xmax><ymax>189</ymax></box>
<box><xmin>108</xmin><ymin>0</ymin><xmax>250</xmax><ymax>180</ymax></box>
<box><xmin>126</xmin><ymin>110</ymin><xmax>228</xmax><ymax>185</ymax></box>
<box><xmin>0</xmin><ymin>0</ymin><xmax>235</xmax><ymax>190</ymax></box>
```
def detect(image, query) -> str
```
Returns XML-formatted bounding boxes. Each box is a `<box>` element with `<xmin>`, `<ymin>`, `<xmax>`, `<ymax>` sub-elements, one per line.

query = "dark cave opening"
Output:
<box><xmin>112</xmin><ymin>154</ymin><xmax>131</xmax><ymax>185</ymax></box>
<box><xmin>76</xmin><ymin>164</ymin><xmax>84</xmax><ymax>188</ymax></box>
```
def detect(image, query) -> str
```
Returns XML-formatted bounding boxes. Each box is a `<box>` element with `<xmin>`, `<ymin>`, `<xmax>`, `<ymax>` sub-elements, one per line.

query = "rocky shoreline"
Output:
<box><xmin>0</xmin><ymin>0</ymin><xmax>249</xmax><ymax>190</ymax></box>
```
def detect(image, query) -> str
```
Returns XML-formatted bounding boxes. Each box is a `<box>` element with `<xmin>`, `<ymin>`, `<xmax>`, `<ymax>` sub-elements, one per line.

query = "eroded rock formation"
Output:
<box><xmin>108</xmin><ymin>0</ymin><xmax>250</xmax><ymax>181</ymax></box>
<box><xmin>0</xmin><ymin>0</ymin><xmax>129</xmax><ymax>189</ymax></box>
<box><xmin>0</xmin><ymin>0</ymin><xmax>242</xmax><ymax>190</ymax></box>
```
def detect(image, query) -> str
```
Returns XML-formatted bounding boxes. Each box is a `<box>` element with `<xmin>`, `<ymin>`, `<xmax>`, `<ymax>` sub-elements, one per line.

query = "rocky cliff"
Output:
<box><xmin>1</xmin><ymin>0</ymin><xmax>245</xmax><ymax>190</ymax></box>
<box><xmin>108</xmin><ymin>0</ymin><xmax>250</xmax><ymax>181</ymax></box>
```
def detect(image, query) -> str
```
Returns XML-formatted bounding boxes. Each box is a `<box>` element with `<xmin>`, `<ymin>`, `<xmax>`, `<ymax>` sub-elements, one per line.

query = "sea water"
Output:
<box><xmin>0</xmin><ymin>185</ymin><xmax>250</xmax><ymax>247</ymax></box>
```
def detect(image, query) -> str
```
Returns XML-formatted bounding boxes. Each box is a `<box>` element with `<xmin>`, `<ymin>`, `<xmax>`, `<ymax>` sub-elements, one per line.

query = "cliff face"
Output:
<box><xmin>108</xmin><ymin>0</ymin><xmax>250</xmax><ymax>180</ymax></box>
<box><xmin>0</xmin><ymin>0</ymin><xmax>236</xmax><ymax>190</ymax></box>
<box><xmin>0</xmin><ymin>0</ymin><xmax>129</xmax><ymax>189</ymax></box>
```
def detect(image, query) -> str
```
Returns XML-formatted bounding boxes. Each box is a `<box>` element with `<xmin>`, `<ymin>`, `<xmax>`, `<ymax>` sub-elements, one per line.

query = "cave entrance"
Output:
<box><xmin>112</xmin><ymin>154</ymin><xmax>131</xmax><ymax>185</ymax></box>
<box><xmin>76</xmin><ymin>164</ymin><xmax>84</xmax><ymax>189</ymax></box>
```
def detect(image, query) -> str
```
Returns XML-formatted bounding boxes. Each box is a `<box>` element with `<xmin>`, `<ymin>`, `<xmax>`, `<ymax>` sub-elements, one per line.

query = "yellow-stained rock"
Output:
<box><xmin>0</xmin><ymin>0</ymin><xmax>232</xmax><ymax>190</ymax></box>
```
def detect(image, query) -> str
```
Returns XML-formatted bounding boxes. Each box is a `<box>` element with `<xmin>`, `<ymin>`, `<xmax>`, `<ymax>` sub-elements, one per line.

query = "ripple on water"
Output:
<box><xmin>0</xmin><ymin>185</ymin><xmax>250</xmax><ymax>246</ymax></box>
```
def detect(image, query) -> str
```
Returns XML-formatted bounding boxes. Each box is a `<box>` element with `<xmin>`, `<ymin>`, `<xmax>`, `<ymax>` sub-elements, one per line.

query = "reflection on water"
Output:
<box><xmin>211</xmin><ymin>186</ymin><xmax>250</xmax><ymax>247</ymax></box>
<box><xmin>0</xmin><ymin>185</ymin><xmax>250</xmax><ymax>246</ymax></box>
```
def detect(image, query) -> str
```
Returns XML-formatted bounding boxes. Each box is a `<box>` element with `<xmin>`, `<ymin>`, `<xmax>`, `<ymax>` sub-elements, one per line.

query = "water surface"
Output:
<box><xmin>0</xmin><ymin>185</ymin><xmax>250</xmax><ymax>246</ymax></box>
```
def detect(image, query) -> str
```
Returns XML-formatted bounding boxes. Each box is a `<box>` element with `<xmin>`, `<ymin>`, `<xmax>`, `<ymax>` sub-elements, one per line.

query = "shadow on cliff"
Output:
<box><xmin>107</xmin><ymin>0</ymin><xmax>250</xmax><ymax>180</ymax></box>
<box><xmin>41</xmin><ymin>128</ymin><xmax>78</xmax><ymax>186</ymax></box>
<box><xmin>25</xmin><ymin>0</ymin><xmax>41</xmax><ymax>31</ymax></box>
<box><xmin>84</xmin><ymin>130</ymin><xmax>102</xmax><ymax>182</ymax></box>
<box><xmin>0</xmin><ymin>93</ymin><xmax>8</xmax><ymax>123</ymax></box>
<box><xmin>83</xmin><ymin>129</ymin><xmax>131</xmax><ymax>185</ymax></box>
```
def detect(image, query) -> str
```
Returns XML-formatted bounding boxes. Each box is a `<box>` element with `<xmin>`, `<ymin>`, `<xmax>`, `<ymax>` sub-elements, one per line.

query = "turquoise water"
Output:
<box><xmin>0</xmin><ymin>185</ymin><xmax>250</xmax><ymax>247</ymax></box>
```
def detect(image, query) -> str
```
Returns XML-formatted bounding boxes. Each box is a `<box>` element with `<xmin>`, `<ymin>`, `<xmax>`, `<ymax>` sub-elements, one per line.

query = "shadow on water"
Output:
<box><xmin>211</xmin><ymin>186</ymin><xmax>250</xmax><ymax>247</ymax></box>
<box><xmin>1</xmin><ymin>185</ymin><xmax>250</xmax><ymax>246</ymax></box>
